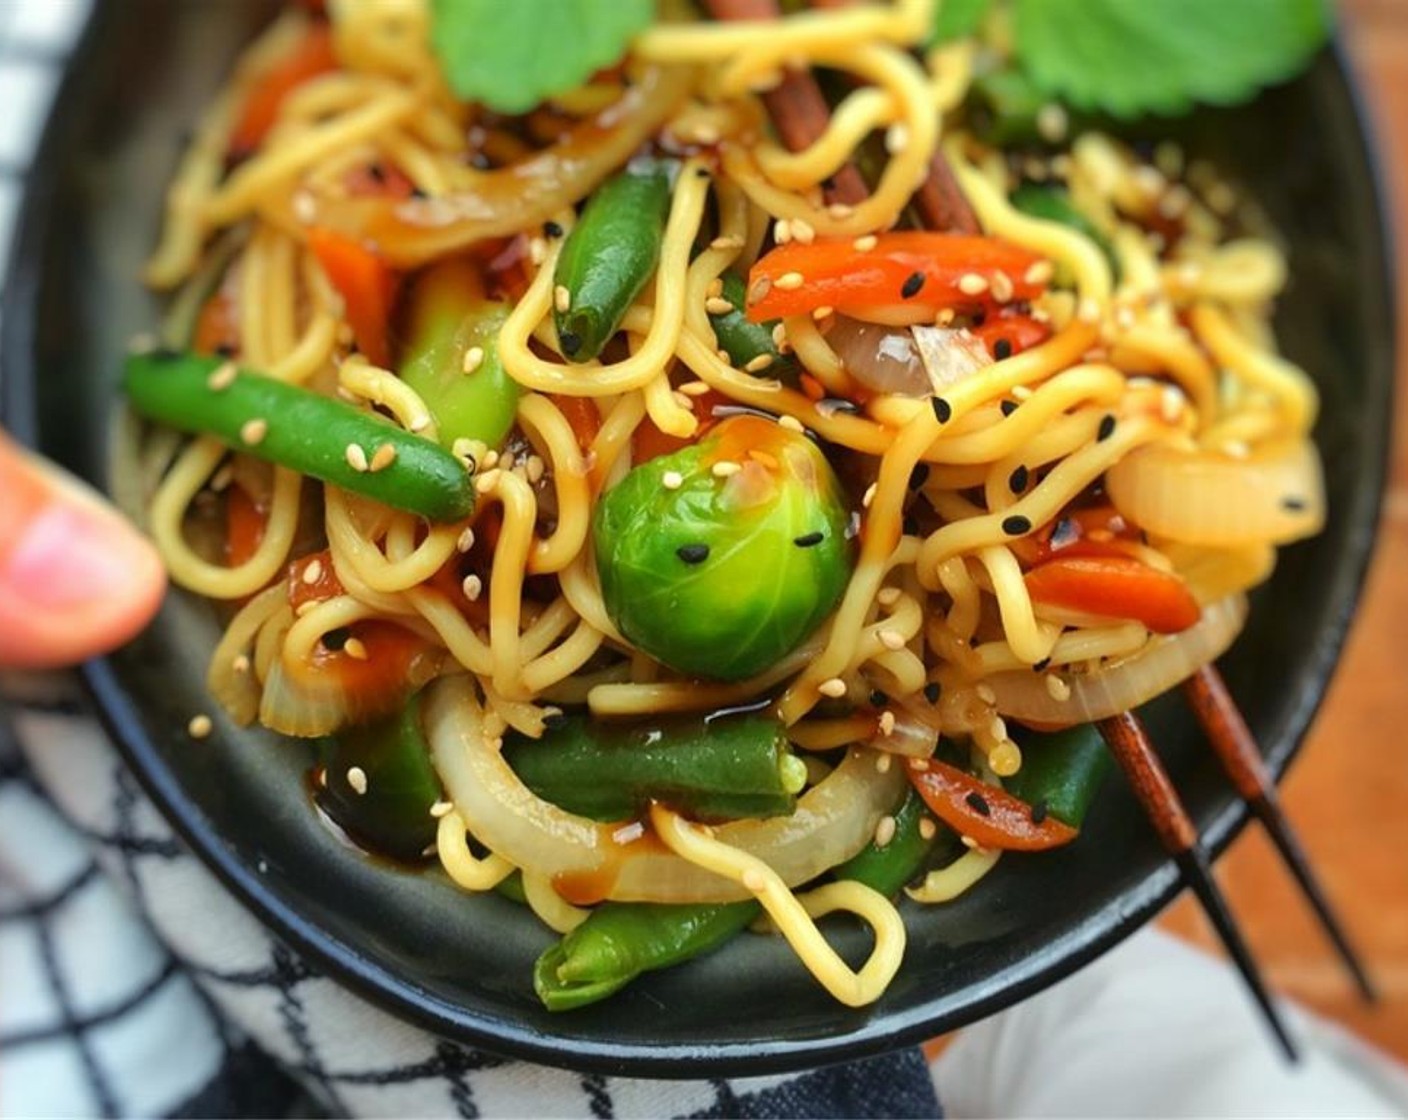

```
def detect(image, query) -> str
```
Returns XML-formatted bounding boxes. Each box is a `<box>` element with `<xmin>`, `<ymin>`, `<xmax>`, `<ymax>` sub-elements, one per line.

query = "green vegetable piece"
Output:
<box><xmin>1014</xmin><ymin>0</ymin><xmax>1331</xmax><ymax>119</ymax></box>
<box><xmin>1010</xmin><ymin>183</ymin><xmax>1120</xmax><ymax>283</ymax></box>
<box><xmin>123</xmin><ymin>350</ymin><xmax>474</xmax><ymax>522</ymax></box>
<box><xmin>504</xmin><ymin>713</ymin><xmax>805</xmax><ymax>823</ymax></box>
<box><xmin>709</xmin><ymin>271</ymin><xmax>794</xmax><ymax>380</ymax></box>
<box><xmin>931</xmin><ymin>0</ymin><xmax>990</xmax><ymax>44</ymax></box>
<box><xmin>429</xmin><ymin>0</ymin><xmax>653</xmax><ymax>115</ymax></box>
<box><xmin>1006</xmin><ymin>722</ymin><xmax>1113</xmax><ymax>828</ymax></box>
<box><xmin>834</xmin><ymin>788</ymin><xmax>945</xmax><ymax>897</ymax></box>
<box><xmin>594</xmin><ymin>415</ymin><xmax>853</xmax><ymax>681</ymax></box>
<box><xmin>496</xmin><ymin>870</ymin><xmax>528</xmax><ymax>905</ymax></box>
<box><xmin>398</xmin><ymin>258</ymin><xmax>519</xmax><ymax>452</ymax></box>
<box><xmin>969</xmin><ymin>67</ymin><xmax>1071</xmax><ymax>147</ymax></box>
<box><xmin>534</xmin><ymin>899</ymin><xmax>761</xmax><ymax>1011</ymax></box>
<box><xmin>316</xmin><ymin>692</ymin><xmax>442</xmax><ymax>862</ymax></box>
<box><xmin>553</xmin><ymin>159</ymin><xmax>674</xmax><ymax>363</ymax></box>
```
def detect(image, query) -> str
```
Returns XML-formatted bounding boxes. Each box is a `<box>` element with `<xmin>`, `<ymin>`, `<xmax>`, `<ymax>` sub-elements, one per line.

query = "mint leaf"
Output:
<box><xmin>1013</xmin><ymin>0</ymin><xmax>1332</xmax><ymax>119</ymax></box>
<box><xmin>430</xmin><ymin>0</ymin><xmax>654</xmax><ymax>115</ymax></box>
<box><xmin>933</xmin><ymin>0</ymin><xmax>991</xmax><ymax>44</ymax></box>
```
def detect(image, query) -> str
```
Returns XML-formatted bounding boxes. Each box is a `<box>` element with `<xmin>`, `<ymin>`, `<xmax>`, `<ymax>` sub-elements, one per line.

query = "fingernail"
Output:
<box><xmin>4</xmin><ymin>492</ymin><xmax>152</xmax><ymax>609</ymax></box>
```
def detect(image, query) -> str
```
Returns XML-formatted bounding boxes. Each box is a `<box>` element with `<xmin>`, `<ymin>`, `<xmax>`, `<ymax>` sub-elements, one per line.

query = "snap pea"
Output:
<box><xmin>834</xmin><ymin>788</ymin><xmax>947</xmax><ymax>897</ymax></box>
<box><xmin>504</xmin><ymin>713</ymin><xmax>806</xmax><ymax>824</ymax></box>
<box><xmin>553</xmin><ymin>158</ymin><xmax>674</xmax><ymax>362</ymax></box>
<box><xmin>124</xmin><ymin>350</ymin><xmax>475</xmax><ymax>521</ymax></box>
<box><xmin>1005</xmin><ymin>723</ymin><xmax>1113</xmax><ymax>828</ymax></box>
<box><xmin>708</xmin><ymin>271</ymin><xmax>793</xmax><ymax>378</ymax></box>
<box><xmin>316</xmin><ymin>691</ymin><xmax>442</xmax><ymax>862</ymax></box>
<box><xmin>398</xmin><ymin>258</ymin><xmax>519</xmax><ymax>451</ymax></box>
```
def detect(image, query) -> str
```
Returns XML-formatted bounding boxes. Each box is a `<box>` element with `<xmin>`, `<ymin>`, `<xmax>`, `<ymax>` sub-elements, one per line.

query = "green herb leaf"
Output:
<box><xmin>1013</xmin><ymin>0</ymin><xmax>1332</xmax><ymax>119</ymax></box>
<box><xmin>430</xmin><ymin>0</ymin><xmax>655</xmax><ymax>115</ymax></box>
<box><xmin>932</xmin><ymin>0</ymin><xmax>991</xmax><ymax>44</ymax></box>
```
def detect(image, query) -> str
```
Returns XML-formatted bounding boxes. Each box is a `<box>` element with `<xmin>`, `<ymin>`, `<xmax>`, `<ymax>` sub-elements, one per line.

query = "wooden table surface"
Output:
<box><xmin>1159</xmin><ymin>0</ymin><xmax>1408</xmax><ymax>1064</ymax></box>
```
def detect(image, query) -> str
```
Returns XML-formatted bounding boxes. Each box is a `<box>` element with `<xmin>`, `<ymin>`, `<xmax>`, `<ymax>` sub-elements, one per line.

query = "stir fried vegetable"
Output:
<box><xmin>124</xmin><ymin>350</ymin><xmax>475</xmax><ymax>521</ymax></box>
<box><xmin>503</xmin><ymin>713</ymin><xmax>807</xmax><ymax>823</ymax></box>
<box><xmin>708</xmin><ymin>270</ymin><xmax>792</xmax><ymax>376</ymax></box>
<box><xmin>834</xmin><ymin>788</ymin><xmax>945</xmax><ymax>897</ymax></box>
<box><xmin>398</xmin><ymin>258</ymin><xmax>519</xmax><ymax>450</ymax></box>
<box><xmin>307</xmin><ymin>227</ymin><xmax>397</xmax><ymax>368</ymax></box>
<box><xmin>1025</xmin><ymin>555</ymin><xmax>1203</xmax><ymax>634</ymax></box>
<box><xmin>1005</xmin><ymin>723</ymin><xmax>1113</xmax><ymax>829</ymax></box>
<box><xmin>907</xmin><ymin>758</ymin><xmax>1078</xmax><ymax>851</ymax></box>
<box><xmin>553</xmin><ymin>158</ymin><xmax>675</xmax><ymax>361</ymax></box>
<box><xmin>593</xmin><ymin>415</ymin><xmax>853</xmax><ymax>680</ymax></box>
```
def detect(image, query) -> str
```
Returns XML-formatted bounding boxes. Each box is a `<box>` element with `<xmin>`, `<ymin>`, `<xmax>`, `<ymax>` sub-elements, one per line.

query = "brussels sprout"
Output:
<box><xmin>593</xmin><ymin>415</ymin><xmax>854</xmax><ymax>680</ymax></box>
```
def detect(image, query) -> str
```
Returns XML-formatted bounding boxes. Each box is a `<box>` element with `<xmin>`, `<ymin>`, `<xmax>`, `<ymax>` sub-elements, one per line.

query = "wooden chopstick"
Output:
<box><xmin>1184</xmin><ymin>665</ymin><xmax>1377</xmax><ymax>1003</ymax></box>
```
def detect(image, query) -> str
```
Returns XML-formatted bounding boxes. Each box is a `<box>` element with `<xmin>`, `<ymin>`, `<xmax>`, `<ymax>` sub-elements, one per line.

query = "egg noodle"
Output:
<box><xmin>134</xmin><ymin>0</ymin><xmax>1323</xmax><ymax>1008</ymax></box>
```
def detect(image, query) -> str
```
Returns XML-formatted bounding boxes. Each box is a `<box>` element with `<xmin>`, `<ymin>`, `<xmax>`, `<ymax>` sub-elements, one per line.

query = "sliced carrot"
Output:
<box><xmin>193</xmin><ymin>287</ymin><xmax>240</xmax><ymax>358</ymax></box>
<box><xmin>229</xmin><ymin>25</ymin><xmax>337</xmax><ymax>160</ymax></box>
<box><xmin>972</xmin><ymin>313</ymin><xmax>1052</xmax><ymax>360</ymax></box>
<box><xmin>1024</xmin><ymin>554</ymin><xmax>1202</xmax><ymax>634</ymax></box>
<box><xmin>307</xmin><ymin>226</ymin><xmax>397</xmax><ymax>368</ymax></box>
<box><xmin>225</xmin><ymin>482</ymin><xmax>268</xmax><ymax>568</ymax></box>
<box><xmin>907</xmin><ymin>759</ymin><xmax>1078</xmax><ymax>851</ymax></box>
<box><xmin>745</xmin><ymin>232</ymin><xmax>1048</xmax><ymax>323</ymax></box>
<box><xmin>287</xmin><ymin>548</ymin><xmax>345</xmax><ymax>611</ymax></box>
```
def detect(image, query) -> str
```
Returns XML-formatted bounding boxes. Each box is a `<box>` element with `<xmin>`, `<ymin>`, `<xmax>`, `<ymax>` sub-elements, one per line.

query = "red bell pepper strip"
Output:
<box><xmin>972</xmin><ymin>313</ymin><xmax>1052</xmax><ymax>360</ymax></box>
<box><xmin>1024</xmin><ymin>554</ymin><xmax>1202</xmax><ymax>634</ymax></box>
<box><xmin>307</xmin><ymin>227</ymin><xmax>397</xmax><ymax>368</ymax></box>
<box><xmin>907</xmin><ymin>758</ymin><xmax>1078</xmax><ymax>851</ymax></box>
<box><xmin>229</xmin><ymin>25</ymin><xmax>338</xmax><ymax>160</ymax></box>
<box><xmin>225</xmin><ymin>482</ymin><xmax>267</xmax><ymax>567</ymax></box>
<box><xmin>745</xmin><ymin>232</ymin><xmax>1048</xmax><ymax>323</ymax></box>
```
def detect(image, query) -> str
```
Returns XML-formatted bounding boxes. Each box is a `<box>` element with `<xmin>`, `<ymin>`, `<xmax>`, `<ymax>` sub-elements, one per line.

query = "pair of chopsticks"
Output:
<box><xmin>702</xmin><ymin>0</ymin><xmax>1375</xmax><ymax>1063</ymax></box>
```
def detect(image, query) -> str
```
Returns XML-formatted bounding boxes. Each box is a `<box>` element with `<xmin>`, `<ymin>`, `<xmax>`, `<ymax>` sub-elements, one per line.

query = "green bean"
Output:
<box><xmin>534</xmin><ymin>900</ymin><xmax>761</xmax><ymax>1011</ymax></box>
<box><xmin>123</xmin><ymin>350</ymin><xmax>475</xmax><ymax>521</ymax></box>
<box><xmin>398</xmin><ymin>258</ymin><xmax>520</xmax><ymax>451</ymax></box>
<box><xmin>834</xmin><ymin>788</ymin><xmax>946</xmax><ymax>897</ymax></box>
<box><xmin>708</xmin><ymin>271</ymin><xmax>793</xmax><ymax>378</ymax></box>
<box><xmin>553</xmin><ymin>158</ymin><xmax>674</xmax><ymax>362</ymax></box>
<box><xmin>504</xmin><ymin>713</ymin><xmax>806</xmax><ymax>823</ymax></box>
<box><xmin>316</xmin><ymin>691</ymin><xmax>442</xmax><ymax>862</ymax></box>
<box><xmin>1006</xmin><ymin>723</ymin><xmax>1112</xmax><ymax>828</ymax></box>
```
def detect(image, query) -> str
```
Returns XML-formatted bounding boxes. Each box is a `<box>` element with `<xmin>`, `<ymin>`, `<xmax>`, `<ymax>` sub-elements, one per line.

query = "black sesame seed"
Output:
<box><xmin>993</xmin><ymin>337</ymin><xmax>1013</xmax><ymax>360</ymax></box>
<box><xmin>901</xmin><ymin>271</ymin><xmax>925</xmax><ymax>299</ymax></box>
<box><xmin>1097</xmin><ymin>414</ymin><xmax>1116</xmax><ymax>441</ymax></box>
<box><xmin>909</xmin><ymin>463</ymin><xmax>931</xmax><ymax>492</ymax></box>
<box><xmin>367</xmin><ymin>162</ymin><xmax>387</xmax><ymax>183</ymax></box>
<box><xmin>676</xmin><ymin>543</ymin><xmax>710</xmax><ymax>564</ymax></box>
<box><xmin>793</xmin><ymin>530</ymin><xmax>824</xmax><ymax>548</ymax></box>
<box><xmin>1003</xmin><ymin>514</ymin><xmax>1032</xmax><ymax>536</ymax></box>
<box><xmin>1009</xmin><ymin>464</ymin><xmax>1029</xmax><ymax>494</ymax></box>
<box><xmin>1033</xmin><ymin>656</ymin><xmax>1052</xmax><ymax>672</ymax></box>
<box><xmin>932</xmin><ymin>397</ymin><xmax>952</xmax><ymax>423</ymax></box>
<box><xmin>559</xmin><ymin>331</ymin><xmax>582</xmax><ymax>357</ymax></box>
<box><xmin>410</xmin><ymin>186</ymin><xmax>428</xmax><ymax>200</ymax></box>
<box><xmin>1281</xmin><ymin>495</ymin><xmax>1308</xmax><ymax>512</ymax></box>
<box><xmin>1000</xmin><ymin>399</ymin><xmax>1018</xmax><ymax>417</ymax></box>
<box><xmin>695</xmin><ymin>166</ymin><xmax>711</xmax><ymax>178</ymax></box>
<box><xmin>965</xmin><ymin>791</ymin><xmax>992</xmax><ymax>817</ymax></box>
<box><xmin>869</xmin><ymin>689</ymin><xmax>889</xmax><ymax>708</ymax></box>
<box><xmin>1030</xmin><ymin>799</ymin><xmax>1049</xmax><ymax>825</ymax></box>
<box><xmin>322</xmin><ymin>627</ymin><xmax>351</xmax><ymax>652</ymax></box>
<box><xmin>543</xmin><ymin>220</ymin><xmax>564</xmax><ymax>239</ymax></box>
<box><xmin>923</xmin><ymin>681</ymin><xmax>941</xmax><ymax>704</ymax></box>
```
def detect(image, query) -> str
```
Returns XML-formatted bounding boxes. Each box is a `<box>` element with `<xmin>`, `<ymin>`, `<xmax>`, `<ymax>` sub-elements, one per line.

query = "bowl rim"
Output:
<box><xmin>0</xmin><ymin>6</ymin><xmax>1396</xmax><ymax>1077</ymax></box>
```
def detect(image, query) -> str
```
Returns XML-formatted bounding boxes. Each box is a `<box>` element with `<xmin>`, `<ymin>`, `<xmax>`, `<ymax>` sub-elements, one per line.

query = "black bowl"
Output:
<box><xmin>1</xmin><ymin>1</ymin><xmax>1395</xmax><ymax>1077</ymax></box>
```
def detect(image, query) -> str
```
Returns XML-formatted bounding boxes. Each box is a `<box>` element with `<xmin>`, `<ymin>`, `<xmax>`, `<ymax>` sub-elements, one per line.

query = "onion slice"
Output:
<box><xmin>424</xmin><ymin>677</ymin><xmax>906</xmax><ymax>904</ymax></box>
<box><xmin>987</xmin><ymin>594</ymin><xmax>1248</xmax><ymax>726</ymax></box>
<box><xmin>1105</xmin><ymin>439</ymin><xmax>1324</xmax><ymax>548</ymax></box>
<box><xmin>824</xmin><ymin>318</ymin><xmax>991</xmax><ymax>399</ymax></box>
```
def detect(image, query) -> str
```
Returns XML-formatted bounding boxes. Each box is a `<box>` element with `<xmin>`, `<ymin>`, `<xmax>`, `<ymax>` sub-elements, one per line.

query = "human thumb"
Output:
<box><xmin>0</xmin><ymin>431</ymin><xmax>166</xmax><ymax>669</ymax></box>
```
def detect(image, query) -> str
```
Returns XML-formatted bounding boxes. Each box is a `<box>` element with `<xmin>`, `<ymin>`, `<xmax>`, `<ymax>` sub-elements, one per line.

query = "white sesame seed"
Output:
<box><xmin>462</xmin><ymin>574</ymin><xmax>483</xmax><ymax>601</ymax></box>
<box><xmin>957</xmin><ymin>272</ymin><xmax>989</xmax><ymax>296</ymax></box>
<box><xmin>679</xmin><ymin>380</ymin><xmax>711</xmax><ymax>396</ymax></box>
<box><xmin>344</xmin><ymin>442</ymin><xmax>369</xmax><ymax>472</ymax></box>
<box><xmin>346</xmin><ymin>766</ymin><xmax>368</xmax><ymax>795</ymax></box>
<box><xmin>878</xmin><ymin>628</ymin><xmax>906</xmax><ymax>651</ymax></box>
<box><xmin>207</xmin><ymin>361</ymin><xmax>238</xmax><ymax>391</ymax></box>
<box><xmin>774</xmin><ymin>218</ymin><xmax>793</xmax><ymax>245</ymax></box>
<box><xmin>187</xmin><ymin>714</ymin><xmax>213</xmax><ymax>739</ymax></box>
<box><xmin>554</xmin><ymin>285</ymin><xmax>571</xmax><ymax>314</ymax></box>
<box><xmin>369</xmin><ymin>444</ymin><xmax>397</xmax><ymax>472</ymax></box>
<box><xmin>812</xmin><ymin>305</ymin><xmax>834</xmax><ymax>321</ymax></box>
<box><xmin>430</xmin><ymin>799</ymin><xmax>454</xmax><ymax>818</ymax></box>
<box><xmin>240</xmin><ymin>418</ymin><xmax>269</xmax><ymax>446</ymax></box>
<box><xmin>1011</xmin><ymin>384</ymin><xmax>1034</xmax><ymax>401</ymax></box>
<box><xmin>876</xmin><ymin>586</ymin><xmax>902</xmax><ymax>606</ymax></box>
<box><xmin>989</xmin><ymin>715</ymin><xmax>1008</xmax><ymax>742</ymax></box>
<box><xmin>293</xmin><ymin>190</ymin><xmax>317</xmax><ymax>224</ymax></box>
<box><xmin>1222</xmin><ymin>439</ymin><xmax>1251</xmax><ymax>459</ymax></box>
<box><xmin>612</xmin><ymin>820</ymin><xmax>645</xmax><ymax>844</ymax></box>
<box><xmin>525</xmin><ymin>455</ymin><xmax>546</xmax><ymax>484</ymax></box>
<box><xmin>481</xmin><ymin>449</ymin><xmax>499</xmax><ymax>470</ymax></box>
<box><xmin>232</xmin><ymin>654</ymin><xmax>251</xmax><ymax>674</ymax></box>
<box><xmin>1077</xmin><ymin>297</ymin><xmax>1103</xmax><ymax>323</ymax></box>
<box><xmin>909</xmin><ymin>758</ymin><xmax>930</xmax><ymax>771</ymax></box>
<box><xmin>456</xmin><ymin>527</ymin><xmax>476</xmax><ymax>553</ymax></box>
<box><xmin>918</xmin><ymin>817</ymin><xmax>937</xmax><ymax>840</ymax></box>
<box><xmin>862</xmin><ymin>481</ymin><xmax>878</xmax><ymax>508</ymax></box>
<box><xmin>462</xmin><ymin>346</ymin><xmax>485</xmax><ymax>374</ymax></box>
<box><xmin>1036</xmin><ymin>103</ymin><xmax>1069</xmax><ymax>143</ymax></box>
<box><xmin>301</xmin><ymin>558</ymin><xmax>324</xmax><ymax>585</ymax></box>
<box><xmin>409</xmin><ymin>411</ymin><xmax>432</xmax><ymax>432</ymax></box>
<box><xmin>744</xmin><ymin>353</ymin><xmax>774</xmax><ymax>372</ymax></box>
<box><xmin>876</xmin><ymin>753</ymin><xmax>893</xmax><ymax>773</ymax></box>
<box><xmin>1161</xmin><ymin>386</ymin><xmax>1184</xmax><ymax>423</ymax></box>
<box><xmin>662</xmin><ymin>470</ymin><xmax>684</xmax><ymax>490</ymax></box>
<box><xmin>711</xmin><ymin>460</ymin><xmax>742</xmax><ymax>478</ymax></box>
<box><xmin>748</xmin><ymin>276</ymin><xmax>773</xmax><ymax>304</ymax></box>
<box><xmin>210</xmin><ymin>464</ymin><xmax>234</xmax><ymax>492</ymax></box>
<box><xmin>990</xmin><ymin>270</ymin><xmax>1015</xmax><ymax>303</ymax></box>
<box><xmin>961</xmin><ymin>834</ymin><xmax>979</xmax><ymax>849</ymax></box>
<box><xmin>1024</xmin><ymin>260</ymin><xmax>1054</xmax><ymax>286</ymax></box>
<box><xmin>710</xmin><ymin>235</ymin><xmax>744</xmax><ymax>251</ymax></box>
<box><xmin>705</xmin><ymin>296</ymin><xmax>734</xmax><ymax>316</ymax></box>
<box><xmin>976</xmin><ymin>683</ymin><xmax>996</xmax><ymax>705</ymax></box>
<box><xmin>828</xmin><ymin>202</ymin><xmax>854</xmax><ymax>219</ymax></box>
<box><xmin>672</xmin><ymin>390</ymin><xmax>695</xmax><ymax>410</ymax></box>
<box><xmin>343</xmin><ymin>637</ymin><xmax>369</xmax><ymax>660</ymax></box>
<box><xmin>774</xmin><ymin>271</ymin><xmax>804</xmax><ymax>291</ymax></box>
<box><xmin>853</xmin><ymin>234</ymin><xmax>878</xmax><ymax>252</ymax></box>
<box><xmin>295</xmin><ymin>600</ymin><xmax>320</xmax><ymax>617</ymax></box>
<box><xmin>693</xmin><ymin>124</ymin><xmax>720</xmax><ymax>145</ymax></box>
<box><xmin>817</xmin><ymin>677</ymin><xmax>848</xmax><ymax>699</ymax></box>
<box><xmin>790</xmin><ymin>218</ymin><xmax>815</xmax><ymax>244</ymax></box>
<box><xmin>878</xmin><ymin>711</ymin><xmax>897</xmax><ymax>737</ymax></box>
<box><xmin>475</xmin><ymin>469</ymin><xmax>502</xmax><ymax>493</ymax></box>
<box><xmin>884</xmin><ymin>122</ymin><xmax>909</xmax><ymax>154</ymax></box>
<box><xmin>742</xmin><ymin>869</ymin><xmax>767</xmax><ymax>893</ymax></box>
<box><xmin>1045</xmin><ymin>673</ymin><xmax>1071</xmax><ymax>701</ymax></box>
<box><xmin>778</xmin><ymin>415</ymin><xmax>805</xmax><ymax>433</ymax></box>
<box><xmin>874</xmin><ymin>814</ymin><xmax>897</xmax><ymax>848</ymax></box>
<box><xmin>771</xmin><ymin>322</ymin><xmax>789</xmax><ymax>349</ymax></box>
<box><xmin>528</xmin><ymin>237</ymin><xmax>547</xmax><ymax>266</ymax></box>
